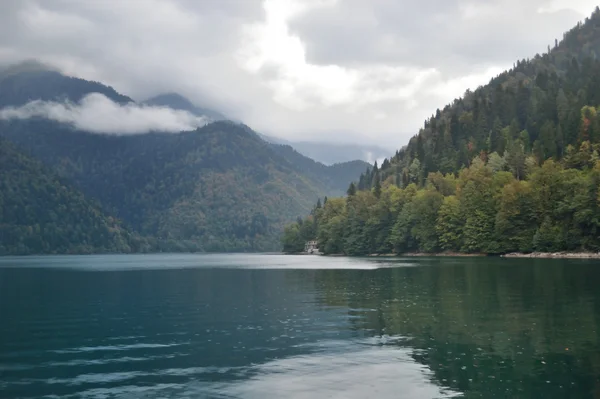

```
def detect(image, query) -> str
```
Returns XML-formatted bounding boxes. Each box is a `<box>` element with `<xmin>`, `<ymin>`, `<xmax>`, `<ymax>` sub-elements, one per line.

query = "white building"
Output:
<box><xmin>304</xmin><ymin>240</ymin><xmax>320</xmax><ymax>254</ymax></box>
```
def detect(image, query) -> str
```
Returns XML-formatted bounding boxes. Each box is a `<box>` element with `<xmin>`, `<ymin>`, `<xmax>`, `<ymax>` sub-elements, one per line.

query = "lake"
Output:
<box><xmin>0</xmin><ymin>254</ymin><xmax>599</xmax><ymax>398</ymax></box>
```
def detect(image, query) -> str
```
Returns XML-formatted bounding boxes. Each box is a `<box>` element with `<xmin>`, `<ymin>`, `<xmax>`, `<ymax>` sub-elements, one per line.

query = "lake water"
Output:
<box><xmin>0</xmin><ymin>254</ymin><xmax>599</xmax><ymax>398</ymax></box>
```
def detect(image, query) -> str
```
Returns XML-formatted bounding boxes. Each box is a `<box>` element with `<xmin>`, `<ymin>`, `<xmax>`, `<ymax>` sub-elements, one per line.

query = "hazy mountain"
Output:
<box><xmin>142</xmin><ymin>92</ymin><xmax>227</xmax><ymax>121</ymax></box>
<box><xmin>260</xmin><ymin>133</ymin><xmax>389</xmax><ymax>165</ymax></box>
<box><xmin>142</xmin><ymin>93</ymin><xmax>386</xmax><ymax>165</ymax></box>
<box><xmin>0</xmin><ymin>60</ymin><xmax>132</xmax><ymax>107</ymax></box>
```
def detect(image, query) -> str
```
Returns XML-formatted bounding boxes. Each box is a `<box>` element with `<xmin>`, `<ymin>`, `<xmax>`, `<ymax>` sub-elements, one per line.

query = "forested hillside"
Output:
<box><xmin>1</xmin><ymin>119</ymin><xmax>348</xmax><ymax>252</ymax></box>
<box><xmin>0</xmin><ymin>138</ymin><xmax>146</xmax><ymax>255</ymax></box>
<box><xmin>283</xmin><ymin>8</ymin><xmax>600</xmax><ymax>255</ymax></box>
<box><xmin>357</xmin><ymin>7</ymin><xmax>600</xmax><ymax>189</ymax></box>
<box><xmin>0</xmin><ymin>64</ymin><xmax>372</xmax><ymax>253</ymax></box>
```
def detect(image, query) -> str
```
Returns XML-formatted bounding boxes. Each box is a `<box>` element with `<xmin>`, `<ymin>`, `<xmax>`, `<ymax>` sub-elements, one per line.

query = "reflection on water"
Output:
<box><xmin>0</xmin><ymin>255</ymin><xmax>599</xmax><ymax>398</ymax></box>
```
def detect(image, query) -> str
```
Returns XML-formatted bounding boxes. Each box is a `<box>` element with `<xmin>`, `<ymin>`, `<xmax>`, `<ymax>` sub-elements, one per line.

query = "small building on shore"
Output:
<box><xmin>304</xmin><ymin>240</ymin><xmax>321</xmax><ymax>254</ymax></box>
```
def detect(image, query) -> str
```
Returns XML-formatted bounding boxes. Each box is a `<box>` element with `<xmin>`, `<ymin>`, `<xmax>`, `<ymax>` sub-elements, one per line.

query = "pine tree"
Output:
<box><xmin>347</xmin><ymin>182</ymin><xmax>357</xmax><ymax>196</ymax></box>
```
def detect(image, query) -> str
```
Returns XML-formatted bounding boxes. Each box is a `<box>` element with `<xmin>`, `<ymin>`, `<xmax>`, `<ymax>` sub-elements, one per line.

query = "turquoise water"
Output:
<box><xmin>0</xmin><ymin>254</ymin><xmax>599</xmax><ymax>398</ymax></box>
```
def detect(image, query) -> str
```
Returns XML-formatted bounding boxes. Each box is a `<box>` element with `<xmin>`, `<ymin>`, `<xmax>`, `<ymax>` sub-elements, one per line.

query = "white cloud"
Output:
<box><xmin>538</xmin><ymin>0</ymin><xmax>598</xmax><ymax>14</ymax></box>
<box><xmin>0</xmin><ymin>0</ymin><xmax>596</xmax><ymax>146</ymax></box>
<box><xmin>0</xmin><ymin>93</ymin><xmax>208</xmax><ymax>134</ymax></box>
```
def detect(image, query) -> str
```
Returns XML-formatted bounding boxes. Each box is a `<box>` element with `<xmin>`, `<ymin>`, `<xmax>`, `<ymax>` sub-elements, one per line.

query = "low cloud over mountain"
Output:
<box><xmin>0</xmin><ymin>93</ymin><xmax>208</xmax><ymax>134</ymax></box>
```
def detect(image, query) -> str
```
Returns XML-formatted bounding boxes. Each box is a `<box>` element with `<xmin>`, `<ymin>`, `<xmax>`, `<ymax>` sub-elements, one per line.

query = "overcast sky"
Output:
<box><xmin>0</xmin><ymin>0</ymin><xmax>596</xmax><ymax>147</ymax></box>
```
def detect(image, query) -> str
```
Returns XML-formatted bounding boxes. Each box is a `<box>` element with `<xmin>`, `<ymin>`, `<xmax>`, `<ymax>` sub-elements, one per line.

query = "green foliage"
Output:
<box><xmin>285</xmin><ymin>150</ymin><xmax>600</xmax><ymax>255</ymax></box>
<box><xmin>533</xmin><ymin>217</ymin><xmax>563</xmax><ymax>252</ymax></box>
<box><xmin>436</xmin><ymin>196</ymin><xmax>462</xmax><ymax>250</ymax></box>
<box><xmin>0</xmin><ymin>118</ymin><xmax>367</xmax><ymax>253</ymax></box>
<box><xmin>0</xmin><ymin>139</ymin><xmax>146</xmax><ymax>255</ymax></box>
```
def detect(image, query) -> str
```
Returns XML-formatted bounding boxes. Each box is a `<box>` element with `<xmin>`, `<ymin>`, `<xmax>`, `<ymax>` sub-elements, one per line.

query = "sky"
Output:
<box><xmin>0</xmin><ymin>0</ymin><xmax>597</xmax><ymax>147</ymax></box>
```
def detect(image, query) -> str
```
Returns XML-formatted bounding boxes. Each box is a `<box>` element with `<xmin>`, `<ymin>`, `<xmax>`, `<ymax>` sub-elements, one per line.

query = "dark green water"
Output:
<box><xmin>0</xmin><ymin>254</ymin><xmax>599</xmax><ymax>398</ymax></box>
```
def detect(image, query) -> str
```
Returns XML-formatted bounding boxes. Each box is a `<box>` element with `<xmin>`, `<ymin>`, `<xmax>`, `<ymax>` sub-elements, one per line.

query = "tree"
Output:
<box><xmin>487</xmin><ymin>152</ymin><xmax>507</xmax><ymax>173</ymax></box>
<box><xmin>373</xmin><ymin>174</ymin><xmax>382</xmax><ymax>199</ymax></box>
<box><xmin>347</xmin><ymin>182</ymin><xmax>357</xmax><ymax>196</ymax></box>
<box><xmin>436</xmin><ymin>196</ymin><xmax>462</xmax><ymax>251</ymax></box>
<box><xmin>495</xmin><ymin>180</ymin><xmax>536</xmax><ymax>253</ymax></box>
<box><xmin>533</xmin><ymin>217</ymin><xmax>563</xmax><ymax>252</ymax></box>
<box><xmin>505</xmin><ymin>140</ymin><xmax>527</xmax><ymax>179</ymax></box>
<box><xmin>409</xmin><ymin>158</ymin><xmax>422</xmax><ymax>184</ymax></box>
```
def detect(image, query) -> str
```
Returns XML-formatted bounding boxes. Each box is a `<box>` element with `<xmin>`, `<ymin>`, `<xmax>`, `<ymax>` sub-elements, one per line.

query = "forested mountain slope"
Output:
<box><xmin>0</xmin><ymin>65</ymin><xmax>372</xmax><ymax>253</ymax></box>
<box><xmin>357</xmin><ymin>7</ymin><xmax>600</xmax><ymax>189</ymax></box>
<box><xmin>0</xmin><ymin>138</ymin><xmax>144</xmax><ymax>255</ymax></box>
<box><xmin>1</xmin><ymin>120</ymin><xmax>336</xmax><ymax>252</ymax></box>
<box><xmin>283</xmin><ymin>8</ymin><xmax>600</xmax><ymax>255</ymax></box>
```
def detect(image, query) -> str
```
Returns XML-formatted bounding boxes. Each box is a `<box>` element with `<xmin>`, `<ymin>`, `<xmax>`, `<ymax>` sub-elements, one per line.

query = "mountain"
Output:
<box><xmin>358</xmin><ymin>7</ymin><xmax>600</xmax><ymax>189</ymax></box>
<box><xmin>0</xmin><ymin>137</ymin><xmax>146</xmax><ymax>255</ymax></box>
<box><xmin>267</xmin><ymin>142</ymin><xmax>371</xmax><ymax>193</ymax></box>
<box><xmin>143</xmin><ymin>94</ymin><xmax>387</xmax><ymax>165</ymax></box>
<box><xmin>0</xmin><ymin>65</ymin><xmax>370</xmax><ymax>253</ymax></box>
<box><xmin>260</xmin><ymin>133</ymin><xmax>389</xmax><ymax>165</ymax></box>
<box><xmin>142</xmin><ymin>93</ymin><xmax>227</xmax><ymax>121</ymax></box>
<box><xmin>0</xmin><ymin>60</ymin><xmax>132</xmax><ymax>107</ymax></box>
<box><xmin>289</xmin><ymin>141</ymin><xmax>389</xmax><ymax>165</ymax></box>
<box><xmin>1</xmin><ymin>119</ymin><xmax>340</xmax><ymax>251</ymax></box>
<box><xmin>283</xmin><ymin>8</ymin><xmax>600</xmax><ymax>256</ymax></box>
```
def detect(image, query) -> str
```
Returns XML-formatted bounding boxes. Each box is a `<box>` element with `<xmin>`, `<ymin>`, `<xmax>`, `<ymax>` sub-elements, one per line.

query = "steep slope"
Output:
<box><xmin>360</xmin><ymin>7</ymin><xmax>600</xmax><ymax>189</ymax></box>
<box><xmin>0</xmin><ymin>138</ymin><xmax>143</xmax><ymax>255</ymax></box>
<box><xmin>142</xmin><ymin>93</ymin><xmax>227</xmax><ymax>121</ymax></box>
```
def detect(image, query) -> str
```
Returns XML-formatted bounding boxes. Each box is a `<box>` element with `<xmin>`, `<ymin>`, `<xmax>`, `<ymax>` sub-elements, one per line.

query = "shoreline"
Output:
<box><xmin>501</xmin><ymin>252</ymin><xmax>600</xmax><ymax>259</ymax></box>
<box><xmin>289</xmin><ymin>251</ymin><xmax>600</xmax><ymax>259</ymax></box>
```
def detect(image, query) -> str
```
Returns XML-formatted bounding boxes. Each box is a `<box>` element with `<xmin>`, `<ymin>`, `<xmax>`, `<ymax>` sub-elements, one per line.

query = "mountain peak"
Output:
<box><xmin>0</xmin><ymin>59</ymin><xmax>59</xmax><ymax>80</ymax></box>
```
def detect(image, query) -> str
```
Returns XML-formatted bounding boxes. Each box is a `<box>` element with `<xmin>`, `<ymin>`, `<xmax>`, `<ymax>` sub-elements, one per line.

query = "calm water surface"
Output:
<box><xmin>0</xmin><ymin>254</ymin><xmax>599</xmax><ymax>398</ymax></box>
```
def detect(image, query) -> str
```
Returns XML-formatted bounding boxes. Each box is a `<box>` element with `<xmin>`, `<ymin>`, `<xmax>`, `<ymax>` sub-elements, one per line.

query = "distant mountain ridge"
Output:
<box><xmin>143</xmin><ymin>93</ymin><xmax>387</xmax><ymax>165</ymax></box>
<box><xmin>259</xmin><ymin>133</ymin><xmax>389</xmax><ymax>165</ymax></box>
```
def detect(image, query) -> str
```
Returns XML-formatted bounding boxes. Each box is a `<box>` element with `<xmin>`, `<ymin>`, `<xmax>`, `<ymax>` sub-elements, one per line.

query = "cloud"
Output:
<box><xmin>0</xmin><ymin>93</ymin><xmax>208</xmax><ymax>134</ymax></box>
<box><xmin>0</xmin><ymin>0</ymin><xmax>596</xmax><ymax>146</ymax></box>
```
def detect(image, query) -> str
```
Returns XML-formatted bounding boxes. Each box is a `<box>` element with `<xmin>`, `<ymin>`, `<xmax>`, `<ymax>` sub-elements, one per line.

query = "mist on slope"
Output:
<box><xmin>0</xmin><ymin>93</ymin><xmax>209</xmax><ymax>134</ymax></box>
